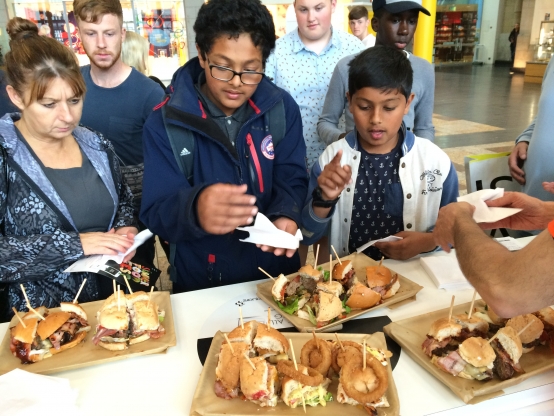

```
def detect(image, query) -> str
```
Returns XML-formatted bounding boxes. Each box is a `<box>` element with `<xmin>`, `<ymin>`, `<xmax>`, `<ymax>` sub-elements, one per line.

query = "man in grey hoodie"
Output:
<box><xmin>317</xmin><ymin>0</ymin><xmax>435</xmax><ymax>144</ymax></box>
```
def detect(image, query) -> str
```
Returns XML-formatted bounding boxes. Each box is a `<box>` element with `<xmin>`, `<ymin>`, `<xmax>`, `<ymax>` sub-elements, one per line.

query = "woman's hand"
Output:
<box><xmin>115</xmin><ymin>227</ymin><xmax>139</xmax><ymax>262</ymax></box>
<box><xmin>79</xmin><ymin>228</ymin><xmax>135</xmax><ymax>257</ymax></box>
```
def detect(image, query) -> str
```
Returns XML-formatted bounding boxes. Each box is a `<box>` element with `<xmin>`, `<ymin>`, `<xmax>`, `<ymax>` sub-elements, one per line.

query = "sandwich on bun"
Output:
<box><xmin>534</xmin><ymin>306</ymin><xmax>554</xmax><ymax>352</ymax></box>
<box><xmin>366</xmin><ymin>266</ymin><xmax>399</xmax><ymax>299</ymax></box>
<box><xmin>453</xmin><ymin>313</ymin><xmax>489</xmax><ymax>340</ymax></box>
<box><xmin>433</xmin><ymin>336</ymin><xmax>495</xmax><ymax>381</ymax></box>
<box><xmin>345</xmin><ymin>283</ymin><xmax>381</xmax><ymax>310</ymax></box>
<box><xmin>332</xmin><ymin>260</ymin><xmax>356</xmax><ymax>288</ymax></box>
<box><xmin>490</xmin><ymin>326</ymin><xmax>524</xmax><ymax>380</ymax></box>
<box><xmin>271</xmin><ymin>274</ymin><xmax>311</xmax><ymax>315</ymax></box>
<box><xmin>240</xmin><ymin>356</ymin><xmax>280</xmax><ymax>407</ymax></box>
<box><xmin>422</xmin><ymin>317</ymin><xmax>463</xmax><ymax>358</ymax></box>
<box><xmin>253</xmin><ymin>324</ymin><xmax>289</xmax><ymax>359</ymax></box>
<box><xmin>506</xmin><ymin>314</ymin><xmax>544</xmax><ymax>353</ymax></box>
<box><xmin>214</xmin><ymin>341</ymin><xmax>251</xmax><ymax>399</ymax></box>
<box><xmin>473</xmin><ymin>304</ymin><xmax>507</xmax><ymax>336</ymax></box>
<box><xmin>298</xmin><ymin>264</ymin><xmax>322</xmax><ymax>293</ymax></box>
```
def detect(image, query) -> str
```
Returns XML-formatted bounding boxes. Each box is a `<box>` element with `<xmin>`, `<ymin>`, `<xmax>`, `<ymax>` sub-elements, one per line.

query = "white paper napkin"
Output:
<box><xmin>457</xmin><ymin>188</ymin><xmax>522</xmax><ymax>223</ymax></box>
<box><xmin>0</xmin><ymin>369</ymin><xmax>81</xmax><ymax>415</ymax></box>
<box><xmin>236</xmin><ymin>213</ymin><xmax>303</xmax><ymax>250</ymax></box>
<box><xmin>420</xmin><ymin>252</ymin><xmax>474</xmax><ymax>291</ymax></box>
<box><xmin>355</xmin><ymin>236</ymin><xmax>403</xmax><ymax>253</ymax></box>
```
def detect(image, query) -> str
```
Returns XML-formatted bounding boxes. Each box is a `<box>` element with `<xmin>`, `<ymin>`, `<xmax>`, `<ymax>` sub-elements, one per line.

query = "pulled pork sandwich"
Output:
<box><xmin>506</xmin><ymin>314</ymin><xmax>544</xmax><ymax>353</ymax></box>
<box><xmin>452</xmin><ymin>313</ymin><xmax>489</xmax><ymax>340</ymax></box>
<box><xmin>10</xmin><ymin>302</ymin><xmax>90</xmax><ymax>364</ymax></box>
<box><xmin>473</xmin><ymin>304</ymin><xmax>507</xmax><ymax>336</ymax></box>
<box><xmin>240</xmin><ymin>356</ymin><xmax>280</xmax><ymax>407</ymax></box>
<box><xmin>433</xmin><ymin>337</ymin><xmax>495</xmax><ymax>381</ymax></box>
<box><xmin>422</xmin><ymin>317</ymin><xmax>463</xmax><ymax>358</ymax></box>
<box><xmin>490</xmin><ymin>326</ymin><xmax>524</xmax><ymax>380</ymax></box>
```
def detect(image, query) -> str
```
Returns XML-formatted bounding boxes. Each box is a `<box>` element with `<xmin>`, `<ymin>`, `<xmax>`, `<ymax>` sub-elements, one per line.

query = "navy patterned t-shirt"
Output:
<box><xmin>348</xmin><ymin>137</ymin><xmax>404</xmax><ymax>260</ymax></box>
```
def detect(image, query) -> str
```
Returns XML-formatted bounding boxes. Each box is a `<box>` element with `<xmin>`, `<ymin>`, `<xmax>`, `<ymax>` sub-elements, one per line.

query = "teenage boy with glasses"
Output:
<box><xmin>140</xmin><ymin>0</ymin><xmax>308</xmax><ymax>293</ymax></box>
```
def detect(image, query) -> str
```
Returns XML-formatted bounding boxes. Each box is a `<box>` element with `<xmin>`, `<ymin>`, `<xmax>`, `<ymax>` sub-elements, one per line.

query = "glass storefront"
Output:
<box><xmin>10</xmin><ymin>0</ymin><xmax>187</xmax><ymax>81</ymax></box>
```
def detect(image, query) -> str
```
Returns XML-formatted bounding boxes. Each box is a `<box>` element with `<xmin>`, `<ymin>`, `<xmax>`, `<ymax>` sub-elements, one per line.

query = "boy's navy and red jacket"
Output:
<box><xmin>140</xmin><ymin>58</ymin><xmax>308</xmax><ymax>291</ymax></box>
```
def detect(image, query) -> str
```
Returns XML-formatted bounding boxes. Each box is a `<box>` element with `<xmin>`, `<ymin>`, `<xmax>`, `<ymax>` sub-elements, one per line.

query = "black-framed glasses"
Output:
<box><xmin>207</xmin><ymin>58</ymin><xmax>264</xmax><ymax>85</ymax></box>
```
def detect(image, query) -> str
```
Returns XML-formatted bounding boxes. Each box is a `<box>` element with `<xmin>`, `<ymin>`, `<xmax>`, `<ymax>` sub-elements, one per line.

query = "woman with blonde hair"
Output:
<box><xmin>122</xmin><ymin>31</ymin><xmax>165</xmax><ymax>90</ymax></box>
<box><xmin>0</xmin><ymin>17</ymin><xmax>138</xmax><ymax>321</ymax></box>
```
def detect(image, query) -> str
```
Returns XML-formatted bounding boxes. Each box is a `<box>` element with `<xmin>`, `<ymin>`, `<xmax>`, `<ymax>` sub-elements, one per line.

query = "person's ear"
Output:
<box><xmin>404</xmin><ymin>92</ymin><xmax>415</xmax><ymax>115</ymax></box>
<box><xmin>346</xmin><ymin>91</ymin><xmax>354</xmax><ymax>113</ymax></box>
<box><xmin>371</xmin><ymin>16</ymin><xmax>379</xmax><ymax>33</ymax></box>
<box><xmin>6</xmin><ymin>85</ymin><xmax>25</xmax><ymax>111</ymax></box>
<box><xmin>196</xmin><ymin>44</ymin><xmax>207</xmax><ymax>69</ymax></box>
<box><xmin>331</xmin><ymin>0</ymin><xmax>337</xmax><ymax>12</ymax></box>
<box><xmin>121</xmin><ymin>27</ymin><xmax>126</xmax><ymax>43</ymax></box>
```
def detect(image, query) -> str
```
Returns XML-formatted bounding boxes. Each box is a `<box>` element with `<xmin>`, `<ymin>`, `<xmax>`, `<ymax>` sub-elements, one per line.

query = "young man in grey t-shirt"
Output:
<box><xmin>317</xmin><ymin>0</ymin><xmax>435</xmax><ymax>145</ymax></box>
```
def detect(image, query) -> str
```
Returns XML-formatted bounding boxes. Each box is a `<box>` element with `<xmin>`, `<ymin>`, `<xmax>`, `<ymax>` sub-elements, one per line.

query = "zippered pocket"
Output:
<box><xmin>245</xmin><ymin>133</ymin><xmax>264</xmax><ymax>193</ymax></box>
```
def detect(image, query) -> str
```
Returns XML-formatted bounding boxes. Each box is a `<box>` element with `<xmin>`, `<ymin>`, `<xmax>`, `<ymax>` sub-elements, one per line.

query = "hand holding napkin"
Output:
<box><xmin>457</xmin><ymin>188</ymin><xmax>522</xmax><ymax>223</ymax></box>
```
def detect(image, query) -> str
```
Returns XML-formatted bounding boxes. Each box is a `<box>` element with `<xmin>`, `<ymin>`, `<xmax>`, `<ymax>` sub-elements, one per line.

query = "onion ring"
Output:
<box><xmin>331</xmin><ymin>341</ymin><xmax>363</xmax><ymax>374</ymax></box>
<box><xmin>300</xmin><ymin>338</ymin><xmax>332</xmax><ymax>376</ymax></box>
<box><xmin>340</xmin><ymin>355</ymin><xmax>388</xmax><ymax>405</ymax></box>
<box><xmin>277</xmin><ymin>360</ymin><xmax>324</xmax><ymax>387</ymax></box>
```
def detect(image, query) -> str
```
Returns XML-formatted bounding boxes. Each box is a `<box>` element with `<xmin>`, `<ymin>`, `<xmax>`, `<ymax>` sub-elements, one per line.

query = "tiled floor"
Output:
<box><xmin>154</xmin><ymin>65</ymin><xmax>542</xmax><ymax>289</ymax></box>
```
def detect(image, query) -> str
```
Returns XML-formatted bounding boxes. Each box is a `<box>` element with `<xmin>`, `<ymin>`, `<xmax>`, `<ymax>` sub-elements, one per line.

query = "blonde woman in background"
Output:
<box><xmin>122</xmin><ymin>31</ymin><xmax>165</xmax><ymax>90</ymax></box>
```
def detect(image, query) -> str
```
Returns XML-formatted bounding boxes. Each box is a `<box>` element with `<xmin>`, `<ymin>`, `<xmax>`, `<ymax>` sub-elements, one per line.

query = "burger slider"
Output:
<box><xmin>366</xmin><ymin>265</ymin><xmax>399</xmax><ymax>300</ymax></box>
<box><xmin>240</xmin><ymin>356</ymin><xmax>280</xmax><ymax>407</ymax></box>
<box><xmin>227</xmin><ymin>320</ymin><xmax>258</xmax><ymax>345</ymax></box>
<box><xmin>422</xmin><ymin>317</ymin><xmax>463</xmax><ymax>358</ymax></box>
<box><xmin>298</xmin><ymin>264</ymin><xmax>322</xmax><ymax>293</ymax></box>
<box><xmin>214</xmin><ymin>341</ymin><xmax>251</xmax><ymax>399</ymax></box>
<box><xmin>253</xmin><ymin>324</ymin><xmax>289</xmax><ymax>359</ymax></box>
<box><xmin>345</xmin><ymin>283</ymin><xmax>381</xmax><ymax>310</ymax></box>
<box><xmin>332</xmin><ymin>260</ymin><xmax>356</xmax><ymax>288</ymax></box>
<box><xmin>534</xmin><ymin>306</ymin><xmax>554</xmax><ymax>352</ymax></box>
<box><xmin>271</xmin><ymin>274</ymin><xmax>311</xmax><ymax>315</ymax></box>
<box><xmin>452</xmin><ymin>313</ymin><xmax>489</xmax><ymax>340</ymax></box>
<box><xmin>316</xmin><ymin>280</ymin><xmax>344</xmax><ymax>299</ymax></box>
<box><xmin>10</xmin><ymin>317</ymin><xmax>45</xmax><ymax>363</ymax></box>
<box><xmin>506</xmin><ymin>314</ymin><xmax>544</xmax><ymax>353</ymax></box>
<box><xmin>433</xmin><ymin>337</ymin><xmax>495</xmax><ymax>381</ymax></box>
<box><xmin>472</xmin><ymin>305</ymin><xmax>507</xmax><ymax>337</ymax></box>
<box><xmin>490</xmin><ymin>326</ymin><xmax>524</xmax><ymax>380</ymax></box>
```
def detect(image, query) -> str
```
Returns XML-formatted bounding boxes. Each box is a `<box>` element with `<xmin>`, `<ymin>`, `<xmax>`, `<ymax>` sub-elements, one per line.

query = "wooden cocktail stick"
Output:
<box><xmin>12</xmin><ymin>307</ymin><xmax>26</xmax><ymax>328</ymax></box>
<box><xmin>467</xmin><ymin>291</ymin><xmax>477</xmax><ymax>320</ymax></box>
<box><xmin>73</xmin><ymin>278</ymin><xmax>87</xmax><ymax>304</ymax></box>
<box><xmin>334</xmin><ymin>333</ymin><xmax>345</xmax><ymax>352</ymax></box>
<box><xmin>314</xmin><ymin>244</ymin><xmax>320</xmax><ymax>268</ymax></box>
<box><xmin>224</xmin><ymin>333</ymin><xmax>235</xmax><ymax>353</ymax></box>
<box><xmin>243</xmin><ymin>352</ymin><xmax>256</xmax><ymax>370</ymax></box>
<box><xmin>258</xmin><ymin>267</ymin><xmax>275</xmax><ymax>281</ymax></box>
<box><xmin>448</xmin><ymin>295</ymin><xmax>455</xmax><ymax>322</ymax></box>
<box><xmin>331</xmin><ymin>245</ymin><xmax>342</xmax><ymax>265</ymax></box>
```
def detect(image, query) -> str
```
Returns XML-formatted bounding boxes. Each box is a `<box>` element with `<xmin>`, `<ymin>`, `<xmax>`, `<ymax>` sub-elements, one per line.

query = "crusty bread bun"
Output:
<box><xmin>316</xmin><ymin>281</ymin><xmax>344</xmax><ymax>298</ymax></box>
<box><xmin>299</xmin><ymin>264</ymin><xmax>321</xmax><ymax>281</ymax></box>
<box><xmin>50</xmin><ymin>330</ymin><xmax>87</xmax><ymax>355</ymax></box>
<box><xmin>132</xmin><ymin>300</ymin><xmax>159</xmax><ymax>331</ymax></box>
<box><xmin>125</xmin><ymin>291</ymin><xmax>150</xmax><ymax>308</ymax></box>
<box><xmin>102</xmin><ymin>290</ymin><xmax>127</xmax><ymax>310</ymax></box>
<box><xmin>332</xmin><ymin>260</ymin><xmax>353</xmax><ymax>281</ymax></box>
<box><xmin>453</xmin><ymin>314</ymin><xmax>489</xmax><ymax>334</ymax></box>
<box><xmin>97</xmin><ymin>340</ymin><xmax>129</xmax><ymax>351</ymax></box>
<box><xmin>345</xmin><ymin>283</ymin><xmax>381</xmax><ymax>309</ymax></box>
<box><xmin>128</xmin><ymin>333</ymin><xmax>151</xmax><ymax>345</ymax></box>
<box><xmin>98</xmin><ymin>306</ymin><xmax>129</xmax><ymax>331</ymax></box>
<box><xmin>22</xmin><ymin>306</ymin><xmax>48</xmax><ymax>321</ymax></box>
<box><xmin>366</xmin><ymin>265</ymin><xmax>392</xmax><ymax>288</ymax></box>
<box><xmin>316</xmin><ymin>292</ymin><xmax>342</xmax><ymax>323</ymax></box>
<box><xmin>11</xmin><ymin>317</ymin><xmax>39</xmax><ymax>344</ymax></box>
<box><xmin>458</xmin><ymin>337</ymin><xmax>495</xmax><ymax>369</ymax></box>
<box><xmin>271</xmin><ymin>274</ymin><xmax>289</xmax><ymax>302</ymax></box>
<box><xmin>254</xmin><ymin>325</ymin><xmax>288</xmax><ymax>356</ymax></box>
<box><xmin>60</xmin><ymin>302</ymin><xmax>88</xmax><ymax>321</ymax></box>
<box><xmin>228</xmin><ymin>320</ymin><xmax>258</xmax><ymax>344</ymax></box>
<box><xmin>507</xmin><ymin>314</ymin><xmax>544</xmax><ymax>352</ymax></box>
<box><xmin>216</xmin><ymin>342</ymin><xmax>250</xmax><ymax>391</ymax></box>
<box><xmin>428</xmin><ymin>317</ymin><xmax>462</xmax><ymax>342</ymax></box>
<box><xmin>382</xmin><ymin>278</ymin><xmax>400</xmax><ymax>300</ymax></box>
<box><xmin>495</xmin><ymin>326</ymin><xmax>523</xmax><ymax>364</ymax></box>
<box><xmin>240</xmin><ymin>356</ymin><xmax>270</xmax><ymax>400</ymax></box>
<box><xmin>37</xmin><ymin>311</ymin><xmax>70</xmax><ymax>339</ymax></box>
<box><xmin>535</xmin><ymin>306</ymin><xmax>554</xmax><ymax>327</ymax></box>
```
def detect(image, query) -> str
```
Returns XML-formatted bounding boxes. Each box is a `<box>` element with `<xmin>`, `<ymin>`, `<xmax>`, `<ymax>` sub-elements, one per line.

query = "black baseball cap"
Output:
<box><xmin>372</xmin><ymin>0</ymin><xmax>431</xmax><ymax>16</ymax></box>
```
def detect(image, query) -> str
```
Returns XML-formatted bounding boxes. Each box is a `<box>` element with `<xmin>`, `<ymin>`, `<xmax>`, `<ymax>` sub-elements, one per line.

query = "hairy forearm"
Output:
<box><xmin>454</xmin><ymin>216</ymin><xmax>554</xmax><ymax>317</ymax></box>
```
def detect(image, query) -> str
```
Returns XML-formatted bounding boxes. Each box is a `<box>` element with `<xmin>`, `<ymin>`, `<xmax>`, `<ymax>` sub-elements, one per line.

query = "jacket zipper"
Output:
<box><xmin>245</xmin><ymin>133</ymin><xmax>264</xmax><ymax>193</ymax></box>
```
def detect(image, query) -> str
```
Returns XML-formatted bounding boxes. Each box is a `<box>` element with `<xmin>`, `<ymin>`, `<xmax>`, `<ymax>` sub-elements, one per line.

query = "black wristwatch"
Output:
<box><xmin>312</xmin><ymin>186</ymin><xmax>340</xmax><ymax>208</ymax></box>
